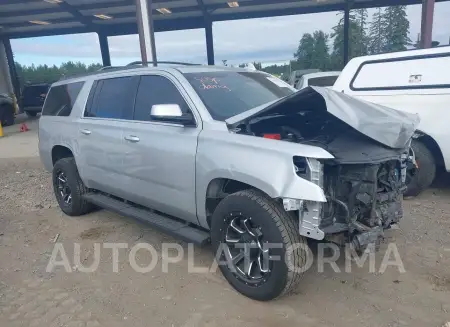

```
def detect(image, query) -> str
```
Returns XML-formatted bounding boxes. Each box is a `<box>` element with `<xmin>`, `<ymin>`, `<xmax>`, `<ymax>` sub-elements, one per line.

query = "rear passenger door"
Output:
<box><xmin>77</xmin><ymin>75</ymin><xmax>139</xmax><ymax>198</ymax></box>
<box><xmin>121</xmin><ymin>74</ymin><xmax>201</xmax><ymax>224</ymax></box>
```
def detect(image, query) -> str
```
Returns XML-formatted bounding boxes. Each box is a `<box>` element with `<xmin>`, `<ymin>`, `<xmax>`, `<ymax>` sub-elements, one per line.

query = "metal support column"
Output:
<box><xmin>2</xmin><ymin>38</ymin><xmax>21</xmax><ymax>100</ymax></box>
<box><xmin>98</xmin><ymin>33</ymin><xmax>111</xmax><ymax>67</ymax></box>
<box><xmin>343</xmin><ymin>3</ymin><xmax>350</xmax><ymax>66</ymax></box>
<box><xmin>420</xmin><ymin>0</ymin><xmax>435</xmax><ymax>48</ymax></box>
<box><xmin>205</xmin><ymin>20</ymin><xmax>215</xmax><ymax>65</ymax></box>
<box><xmin>136</xmin><ymin>0</ymin><xmax>157</xmax><ymax>66</ymax></box>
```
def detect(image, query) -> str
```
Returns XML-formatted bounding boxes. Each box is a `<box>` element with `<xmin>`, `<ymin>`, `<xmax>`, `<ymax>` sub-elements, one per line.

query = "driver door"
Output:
<box><xmin>121</xmin><ymin>74</ymin><xmax>201</xmax><ymax>224</ymax></box>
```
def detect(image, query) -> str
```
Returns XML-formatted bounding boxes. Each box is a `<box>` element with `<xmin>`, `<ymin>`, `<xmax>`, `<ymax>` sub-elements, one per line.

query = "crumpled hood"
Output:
<box><xmin>226</xmin><ymin>86</ymin><xmax>420</xmax><ymax>149</ymax></box>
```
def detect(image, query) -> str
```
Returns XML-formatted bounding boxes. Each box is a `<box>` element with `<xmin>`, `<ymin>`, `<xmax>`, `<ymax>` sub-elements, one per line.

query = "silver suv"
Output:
<box><xmin>39</xmin><ymin>64</ymin><xmax>418</xmax><ymax>301</ymax></box>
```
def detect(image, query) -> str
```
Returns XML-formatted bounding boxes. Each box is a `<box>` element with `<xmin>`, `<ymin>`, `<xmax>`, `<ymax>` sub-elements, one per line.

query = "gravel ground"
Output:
<box><xmin>0</xmin><ymin>157</ymin><xmax>56</xmax><ymax>216</ymax></box>
<box><xmin>0</xmin><ymin>126</ymin><xmax>450</xmax><ymax>327</ymax></box>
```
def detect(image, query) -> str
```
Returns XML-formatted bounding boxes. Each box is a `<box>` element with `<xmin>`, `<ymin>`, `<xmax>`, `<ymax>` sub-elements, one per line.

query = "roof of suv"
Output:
<box><xmin>55</xmin><ymin>64</ymin><xmax>260</xmax><ymax>86</ymax></box>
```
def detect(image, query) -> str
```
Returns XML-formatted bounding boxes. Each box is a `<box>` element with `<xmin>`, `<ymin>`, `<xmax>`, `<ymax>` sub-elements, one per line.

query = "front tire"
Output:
<box><xmin>405</xmin><ymin>140</ymin><xmax>436</xmax><ymax>197</ymax></box>
<box><xmin>52</xmin><ymin>157</ymin><xmax>94</xmax><ymax>216</ymax></box>
<box><xmin>211</xmin><ymin>189</ymin><xmax>308</xmax><ymax>301</ymax></box>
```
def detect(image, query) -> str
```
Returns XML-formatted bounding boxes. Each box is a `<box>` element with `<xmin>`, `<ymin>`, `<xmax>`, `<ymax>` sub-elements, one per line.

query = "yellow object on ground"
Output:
<box><xmin>0</xmin><ymin>122</ymin><xmax>3</xmax><ymax>137</ymax></box>
<box><xmin>11</xmin><ymin>93</ymin><xmax>19</xmax><ymax>114</ymax></box>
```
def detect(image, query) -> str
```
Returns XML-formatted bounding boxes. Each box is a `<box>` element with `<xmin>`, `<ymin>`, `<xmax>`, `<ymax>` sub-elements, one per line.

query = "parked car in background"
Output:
<box><xmin>0</xmin><ymin>93</ymin><xmax>15</xmax><ymax>126</ymax></box>
<box><xmin>20</xmin><ymin>83</ymin><xmax>50</xmax><ymax>117</ymax></box>
<box><xmin>39</xmin><ymin>64</ymin><xmax>416</xmax><ymax>300</ymax></box>
<box><xmin>333</xmin><ymin>46</ymin><xmax>450</xmax><ymax>196</ymax></box>
<box><xmin>288</xmin><ymin>69</ymin><xmax>321</xmax><ymax>89</ymax></box>
<box><xmin>296</xmin><ymin>71</ymin><xmax>341</xmax><ymax>90</ymax></box>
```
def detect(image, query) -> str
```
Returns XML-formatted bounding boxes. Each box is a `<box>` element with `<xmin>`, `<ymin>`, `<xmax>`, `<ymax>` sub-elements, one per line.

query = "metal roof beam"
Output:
<box><xmin>197</xmin><ymin>0</ymin><xmax>209</xmax><ymax>17</ymax></box>
<box><xmin>57</xmin><ymin>1</ymin><xmax>95</xmax><ymax>28</ymax></box>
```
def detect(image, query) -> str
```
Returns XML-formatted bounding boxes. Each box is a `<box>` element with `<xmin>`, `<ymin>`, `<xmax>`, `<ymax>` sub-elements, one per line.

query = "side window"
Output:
<box><xmin>42</xmin><ymin>81</ymin><xmax>84</xmax><ymax>116</ymax></box>
<box><xmin>85</xmin><ymin>76</ymin><xmax>139</xmax><ymax>119</ymax></box>
<box><xmin>133</xmin><ymin>75</ymin><xmax>190</xmax><ymax>122</ymax></box>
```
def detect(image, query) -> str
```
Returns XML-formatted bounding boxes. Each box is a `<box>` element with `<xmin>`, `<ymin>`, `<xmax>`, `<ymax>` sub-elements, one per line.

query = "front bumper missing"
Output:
<box><xmin>299</xmin><ymin>201</ymin><xmax>325</xmax><ymax>240</ymax></box>
<box><xmin>294</xmin><ymin>200</ymin><xmax>385</xmax><ymax>249</ymax></box>
<box><xmin>283</xmin><ymin>198</ymin><xmax>325</xmax><ymax>240</ymax></box>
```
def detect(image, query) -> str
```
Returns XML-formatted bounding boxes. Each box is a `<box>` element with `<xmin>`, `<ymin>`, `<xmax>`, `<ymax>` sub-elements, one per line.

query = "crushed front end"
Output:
<box><xmin>228</xmin><ymin>86</ymin><xmax>418</xmax><ymax>250</ymax></box>
<box><xmin>320</xmin><ymin>156</ymin><xmax>407</xmax><ymax>250</ymax></box>
<box><xmin>293</xmin><ymin>153</ymin><xmax>408</xmax><ymax>250</ymax></box>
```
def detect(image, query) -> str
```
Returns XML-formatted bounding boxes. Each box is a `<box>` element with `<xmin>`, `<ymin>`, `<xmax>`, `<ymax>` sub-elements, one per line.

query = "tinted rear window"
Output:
<box><xmin>84</xmin><ymin>76</ymin><xmax>139</xmax><ymax>119</ymax></box>
<box><xmin>183</xmin><ymin>72</ymin><xmax>294</xmax><ymax>121</ymax></box>
<box><xmin>42</xmin><ymin>82</ymin><xmax>84</xmax><ymax>116</ymax></box>
<box><xmin>307</xmin><ymin>76</ymin><xmax>339</xmax><ymax>87</ymax></box>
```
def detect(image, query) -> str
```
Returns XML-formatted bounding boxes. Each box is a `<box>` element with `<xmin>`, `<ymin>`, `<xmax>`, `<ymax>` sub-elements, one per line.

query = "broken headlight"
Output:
<box><xmin>293</xmin><ymin>157</ymin><xmax>324</xmax><ymax>188</ymax></box>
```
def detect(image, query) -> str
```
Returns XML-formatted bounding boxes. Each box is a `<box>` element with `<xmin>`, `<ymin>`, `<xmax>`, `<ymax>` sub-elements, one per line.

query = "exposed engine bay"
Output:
<box><xmin>227</xmin><ymin>86</ymin><xmax>419</xmax><ymax>250</ymax></box>
<box><xmin>234</xmin><ymin>108</ymin><xmax>410</xmax><ymax>250</ymax></box>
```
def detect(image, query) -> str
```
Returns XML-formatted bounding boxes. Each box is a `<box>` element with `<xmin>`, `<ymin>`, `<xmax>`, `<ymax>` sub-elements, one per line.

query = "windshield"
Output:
<box><xmin>183</xmin><ymin>71</ymin><xmax>294</xmax><ymax>121</ymax></box>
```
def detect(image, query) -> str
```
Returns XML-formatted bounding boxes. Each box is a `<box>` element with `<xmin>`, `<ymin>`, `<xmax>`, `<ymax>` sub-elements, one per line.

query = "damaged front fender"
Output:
<box><xmin>195</xmin><ymin>130</ymin><xmax>333</xmax><ymax>229</ymax></box>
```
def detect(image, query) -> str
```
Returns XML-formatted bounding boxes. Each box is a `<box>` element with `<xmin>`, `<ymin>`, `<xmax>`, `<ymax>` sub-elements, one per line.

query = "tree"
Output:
<box><xmin>14</xmin><ymin>61</ymin><xmax>102</xmax><ymax>87</ymax></box>
<box><xmin>382</xmin><ymin>6</ymin><xmax>411</xmax><ymax>52</ymax></box>
<box><xmin>312</xmin><ymin>30</ymin><xmax>330</xmax><ymax>70</ymax></box>
<box><xmin>354</xmin><ymin>9</ymin><xmax>369</xmax><ymax>56</ymax></box>
<box><xmin>368</xmin><ymin>7</ymin><xmax>386</xmax><ymax>54</ymax></box>
<box><xmin>330</xmin><ymin>10</ymin><xmax>370</xmax><ymax>69</ymax></box>
<box><xmin>261</xmin><ymin>63</ymin><xmax>290</xmax><ymax>76</ymax></box>
<box><xmin>293</xmin><ymin>31</ymin><xmax>330</xmax><ymax>70</ymax></box>
<box><xmin>293</xmin><ymin>33</ymin><xmax>315</xmax><ymax>69</ymax></box>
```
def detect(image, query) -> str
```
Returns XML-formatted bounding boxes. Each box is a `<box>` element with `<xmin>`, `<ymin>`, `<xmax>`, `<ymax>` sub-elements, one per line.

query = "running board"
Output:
<box><xmin>83</xmin><ymin>193</ymin><xmax>210</xmax><ymax>246</ymax></box>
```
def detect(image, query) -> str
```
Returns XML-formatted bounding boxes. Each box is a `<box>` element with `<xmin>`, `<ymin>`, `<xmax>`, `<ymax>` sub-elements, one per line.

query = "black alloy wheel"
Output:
<box><xmin>211</xmin><ymin>189</ymin><xmax>307</xmax><ymax>301</ymax></box>
<box><xmin>223</xmin><ymin>213</ymin><xmax>271</xmax><ymax>286</ymax></box>
<box><xmin>55</xmin><ymin>170</ymin><xmax>72</xmax><ymax>206</ymax></box>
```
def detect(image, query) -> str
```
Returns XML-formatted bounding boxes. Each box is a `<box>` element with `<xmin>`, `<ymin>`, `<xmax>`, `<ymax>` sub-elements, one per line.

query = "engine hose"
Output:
<box><xmin>326</xmin><ymin>196</ymin><xmax>350</xmax><ymax>224</ymax></box>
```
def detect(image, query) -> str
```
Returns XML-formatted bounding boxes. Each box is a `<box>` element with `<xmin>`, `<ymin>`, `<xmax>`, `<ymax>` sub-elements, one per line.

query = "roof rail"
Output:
<box><xmin>126</xmin><ymin>61</ymin><xmax>200</xmax><ymax>66</ymax></box>
<box><xmin>57</xmin><ymin>61</ymin><xmax>202</xmax><ymax>81</ymax></box>
<box><xmin>97</xmin><ymin>66</ymin><xmax>120</xmax><ymax>71</ymax></box>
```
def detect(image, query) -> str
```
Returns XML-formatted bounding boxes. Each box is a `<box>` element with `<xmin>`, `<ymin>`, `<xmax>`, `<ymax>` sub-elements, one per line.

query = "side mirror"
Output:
<box><xmin>150</xmin><ymin>104</ymin><xmax>195</xmax><ymax>126</ymax></box>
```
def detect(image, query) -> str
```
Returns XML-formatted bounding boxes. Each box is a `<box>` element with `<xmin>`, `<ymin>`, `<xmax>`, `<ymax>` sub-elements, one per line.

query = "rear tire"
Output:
<box><xmin>0</xmin><ymin>104</ymin><xmax>15</xmax><ymax>127</ymax></box>
<box><xmin>211</xmin><ymin>189</ymin><xmax>308</xmax><ymax>301</ymax></box>
<box><xmin>405</xmin><ymin>140</ymin><xmax>436</xmax><ymax>197</ymax></box>
<box><xmin>52</xmin><ymin>157</ymin><xmax>94</xmax><ymax>216</ymax></box>
<box><xmin>26</xmin><ymin>111</ymin><xmax>37</xmax><ymax>117</ymax></box>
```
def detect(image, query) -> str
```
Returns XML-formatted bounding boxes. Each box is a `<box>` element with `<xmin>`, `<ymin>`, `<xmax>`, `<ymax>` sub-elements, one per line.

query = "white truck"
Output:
<box><xmin>333</xmin><ymin>46</ymin><xmax>450</xmax><ymax>196</ymax></box>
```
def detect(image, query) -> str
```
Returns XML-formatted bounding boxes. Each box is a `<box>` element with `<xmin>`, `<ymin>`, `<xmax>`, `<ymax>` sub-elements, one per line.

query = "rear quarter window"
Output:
<box><xmin>42</xmin><ymin>81</ymin><xmax>84</xmax><ymax>116</ymax></box>
<box><xmin>84</xmin><ymin>76</ymin><xmax>139</xmax><ymax>119</ymax></box>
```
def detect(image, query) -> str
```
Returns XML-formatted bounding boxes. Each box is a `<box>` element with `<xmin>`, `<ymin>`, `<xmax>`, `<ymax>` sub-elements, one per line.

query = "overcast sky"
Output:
<box><xmin>11</xmin><ymin>2</ymin><xmax>450</xmax><ymax>67</ymax></box>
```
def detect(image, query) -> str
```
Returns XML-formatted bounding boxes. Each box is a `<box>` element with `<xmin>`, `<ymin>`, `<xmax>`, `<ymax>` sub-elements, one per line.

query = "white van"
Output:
<box><xmin>333</xmin><ymin>46</ymin><xmax>450</xmax><ymax>196</ymax></box>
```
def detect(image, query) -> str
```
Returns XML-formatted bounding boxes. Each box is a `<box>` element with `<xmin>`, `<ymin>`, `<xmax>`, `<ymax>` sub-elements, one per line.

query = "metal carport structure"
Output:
<box><xmin>0</xmin><ymin>0</ymin><xmax>444</xmax><ymax>98</ymax></box>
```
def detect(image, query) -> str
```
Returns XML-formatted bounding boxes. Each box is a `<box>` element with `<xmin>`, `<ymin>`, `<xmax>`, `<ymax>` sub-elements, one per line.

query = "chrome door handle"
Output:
<box><xmin>124</xmin><ymin>135</ymin><xmax>140</xmax><ymax>143</ymax></box>
<box><xmin>80</xmin><ymin>129</ymin><xmax>91</xmax><ymax>135</ymax></box>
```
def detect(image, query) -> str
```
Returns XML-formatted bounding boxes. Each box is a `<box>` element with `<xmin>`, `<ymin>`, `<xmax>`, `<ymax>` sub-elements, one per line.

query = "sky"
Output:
<box><xmin>10</xmin><ymin>2</ymin><xmax>450</xmax><ymax>67</ymax></box>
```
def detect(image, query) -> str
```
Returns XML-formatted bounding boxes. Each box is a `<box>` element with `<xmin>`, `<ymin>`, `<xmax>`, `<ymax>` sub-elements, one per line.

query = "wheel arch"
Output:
<box><xmin>51</xmin><ymin>145</ymin><xmax>75</xmax><ymax>166</ymax></box>
<box><xmin>414</xmin><ymin>131</ymin><xmax>445</xmax><ymax>169</ymax></box>
<box><xmin>204</xmin><ymin>177</ymin><xmax>276</xmax><ymax>228</ymax></box>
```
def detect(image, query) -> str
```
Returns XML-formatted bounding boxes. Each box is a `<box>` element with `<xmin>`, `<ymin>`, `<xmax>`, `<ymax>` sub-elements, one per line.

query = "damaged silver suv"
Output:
<box><xmin>39</xmin><ymin>64</ymin><xmax>418</xmax><ymax>301</ymax></box>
